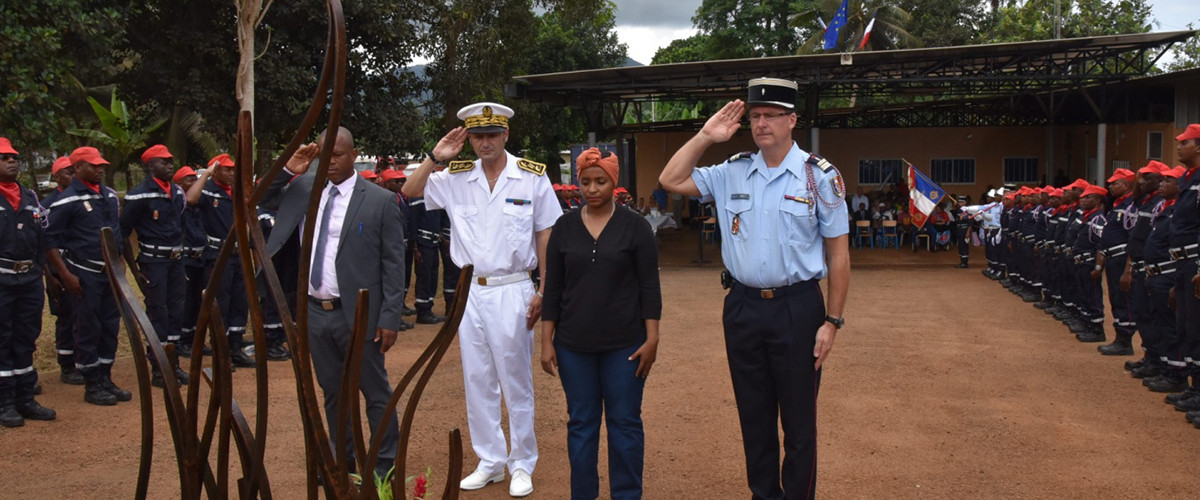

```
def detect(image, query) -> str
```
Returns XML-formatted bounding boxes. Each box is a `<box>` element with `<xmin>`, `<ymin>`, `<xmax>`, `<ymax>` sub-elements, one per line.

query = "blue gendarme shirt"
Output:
<box><xmin>692</xmin><ymin>141</ymin><xmax>849</xmax><ymax>288</ymax></box>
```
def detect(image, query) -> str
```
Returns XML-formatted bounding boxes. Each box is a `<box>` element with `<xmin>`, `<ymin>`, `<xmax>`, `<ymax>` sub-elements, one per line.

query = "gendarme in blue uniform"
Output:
<box><xmin>691</xmin><ymin>142</ymin><xmax>849</xmax><ymax>288</ymax></box>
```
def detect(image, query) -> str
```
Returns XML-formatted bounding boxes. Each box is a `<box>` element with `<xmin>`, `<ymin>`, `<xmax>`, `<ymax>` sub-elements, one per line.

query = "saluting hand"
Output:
<box><xmin>285</xmin><ymin>143</ymin><xmax>321</xmax><ymax>174</ymax></box>
<box><xmin>698</xmin><ymin>99</ymin><xmax>745</xmax><ymax>144</ymax></box>
<box><xmin>432</xmin><ymin>127</ymin><xmax>468</xmax><ymax>162</ymax></box>
<box><xmin>813</xmin><ymin>322</ymin><xmax>837</xmax><ymax>370</ymax></box>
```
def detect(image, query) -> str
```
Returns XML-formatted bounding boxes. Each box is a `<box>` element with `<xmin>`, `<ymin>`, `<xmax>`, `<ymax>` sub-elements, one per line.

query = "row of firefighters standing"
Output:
<box><xmin>0</xmin><ymin>139</ymin><xmax>456</xmax><ymax>427</ymax></box>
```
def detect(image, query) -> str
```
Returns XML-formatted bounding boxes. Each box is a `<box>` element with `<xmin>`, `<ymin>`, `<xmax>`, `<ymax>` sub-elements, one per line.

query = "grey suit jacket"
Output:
<box><xmin>261</xmin><ymin>171</ymin><xmax>406</xmax><ymax>332</ymax></box>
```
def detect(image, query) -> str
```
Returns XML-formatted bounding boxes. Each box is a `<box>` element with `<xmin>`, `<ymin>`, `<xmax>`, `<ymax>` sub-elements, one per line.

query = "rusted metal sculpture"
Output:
<box><xmin>98</xmin><ymin>0</ymin><xmax>466</xmax><ymax>498</ymax></box>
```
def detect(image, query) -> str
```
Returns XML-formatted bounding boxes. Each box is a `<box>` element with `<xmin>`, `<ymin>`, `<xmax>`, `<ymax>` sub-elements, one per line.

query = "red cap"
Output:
<box><xmin>380</xmin><ymin>169</ymin><xmax>406</xmax><ymax>181</ymax></box>
<box><xmin>1066</xmin><ymin>179</ymin><xmax>1089</xmax><ymax>190</ymax></box>
<box><xmin>1138</xmin><ymin>160</ymin><xmax>1169</xmax><ymax>175</ymax></box>
<box><xmin>1048</xmin><ymin>188</ymin><xmax>1064</xmax><ymax>197</ymax></box>
<box><xmin>0</xmin><ymin>137</ymin><xmax>17</xmax><ymax>155</ymax></box>
<box><xmin>1175</xmin><ymin>124</ymin><xmax>1200</xmax><ymax>142</ymax></box>
<box><xmin>359</xmin><ymin>170</ymin><xmax>378</xmax><ymax>180</ymax></box>
<box><xmin>70</xmin><ymin>146</ymin><xmax>109</xmax><ymax>166</ymax></box>
<box><xmin>172</xmin><ymin>166</ymin><xmax>198</xmax><ymax>184</ymax></box>
<box><xmin>51</xmin><ymin>156</ymin><xmax>72</xmax><ymax>175</ymax></box>
<box><xmin>1016</xmin><ymin>186</ymin><xmax>1031</xmax><ymax>195</ymax></box>
<box><xmin>140</xmin><ymin>144</ymin><xmax>173</xmax><ymax>163</ymax></box>
<box><xmin>552</xmin><ymin>183</ymin><xmax>562</xmax><ymax>191</ymax></box>
<box><xmin>1107</xmin><ymin>168</ymin><xmax>1134</xmax><ymax>183</ymax></box>
<box><xmin>1164</xmin><ymin>166</ymin><xmax>1187</xmax><ymax>179</ymax></box>
<box><xmin>208</xmin><ymin>154</ymin><xmax>234</xmax><ymax>168</ymax></box>
<box><xmin>1081</xmin><ymin>185</ymin><xmax>1108</xmax><ymax>198</ymax></box>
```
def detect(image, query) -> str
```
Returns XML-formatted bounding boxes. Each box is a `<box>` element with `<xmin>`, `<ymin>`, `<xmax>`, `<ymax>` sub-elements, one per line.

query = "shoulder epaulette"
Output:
<box><xmin>448</xmin><ymin>160</ymin><xmax>474</xmax><ymax>173</ymax></box>
<box><xmin>727</xmin><ymin>151</ymin><xmax>753</xmax><ymax>163</ymax></box>
<box><xmin>806</xmin><ymin>153</ymin><xmax>835</xmax><ymax>172</ymax></box>
<box><xmin>517</xmin><ymin>159</ymin><xmax>546</xmax><ymax>176</ymax></box>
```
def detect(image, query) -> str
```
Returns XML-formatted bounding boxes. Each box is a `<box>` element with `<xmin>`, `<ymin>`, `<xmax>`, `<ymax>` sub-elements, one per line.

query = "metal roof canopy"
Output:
<box><xmin>509</xmin><ymin>31</ymin><xmax>1195</xmax><ymax>133</ymax></box>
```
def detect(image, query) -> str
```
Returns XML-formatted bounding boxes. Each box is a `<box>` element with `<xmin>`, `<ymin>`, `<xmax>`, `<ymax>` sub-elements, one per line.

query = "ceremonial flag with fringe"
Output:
<box><xmin>907</xmin><ymin>160</ymin><xmax>945</xmax><ymax>229</ymax></box>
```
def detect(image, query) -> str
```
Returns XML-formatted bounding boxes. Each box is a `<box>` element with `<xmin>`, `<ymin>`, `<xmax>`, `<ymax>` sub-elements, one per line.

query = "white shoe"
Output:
<box><xmin>459</xmin><ymin>468</ymin><xmax>504</xmax><ymax>491</ymax></box>
<box><xmin>509</xmin><ymin>468</ymin><xmax>533</xmax><ymax>497</ymax></box>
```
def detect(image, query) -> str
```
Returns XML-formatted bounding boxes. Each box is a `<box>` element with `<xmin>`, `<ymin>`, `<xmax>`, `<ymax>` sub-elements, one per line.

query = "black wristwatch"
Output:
<box><xmin>426</xmin><ymin>149</ymin><xmax>446</xmax><ymax>166</ymax></box>
<box><xmin>824</xmin><ymin>315</ymin><xmax>845</xmax><ymax>330</ymax></box>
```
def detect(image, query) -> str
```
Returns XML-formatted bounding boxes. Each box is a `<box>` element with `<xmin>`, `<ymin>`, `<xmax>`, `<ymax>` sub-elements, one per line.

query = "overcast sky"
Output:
<box><xmin>614</xmin><ymin>0</ymin><xmax>1200</xmax><ymax>65</ymax></box>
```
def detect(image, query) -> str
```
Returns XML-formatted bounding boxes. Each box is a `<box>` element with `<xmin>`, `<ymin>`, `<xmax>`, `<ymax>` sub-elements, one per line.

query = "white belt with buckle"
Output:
<box><xmin>475</xmin><ymin>272</ymin><xmax>531</xmax><ymax>287</ymax></box>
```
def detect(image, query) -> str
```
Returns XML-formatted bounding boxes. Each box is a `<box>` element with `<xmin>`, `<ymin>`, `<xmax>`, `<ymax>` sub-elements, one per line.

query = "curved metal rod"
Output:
<box><xmin>206</xmin><ymin>302</ymin><xmax>235</xmax><ymax>498</ymax></box>
<box><xmin>440</xmin><ymin>429</ymin><xmax>463</xmax><ymax>500</ymax></box>
<box><xmin>198</xmin><ymin>369</ymin><xmax>273</xmax><ymax>500</ymax></box>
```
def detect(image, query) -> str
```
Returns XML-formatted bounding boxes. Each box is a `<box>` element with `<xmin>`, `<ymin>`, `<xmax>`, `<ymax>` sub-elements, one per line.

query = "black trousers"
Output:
<box><xmin>440</xmin><ymin>242</ymin><xmax>460</xmax><ymax>305</ymax></box>
<box><xmin>1075</xmin><ymin>263</ymin><xmax>1103</xmax><ymax>325</ymax></box>
<box><xmin>0</xmin><ymin>279</ymin><xmax>44</xmax><ymax>393</ymax></box>
<box><xmin>955</xmin><ymin>224</ymin><xmax>970</xmax><ymax>259</ymax></box>
<box><xmin>73</xmin><ymin>267</ymin><xmax>120</xmax><ymax>369</ymax></box>
<box><xmin>1103</xmin><ymin>257</ymin><xmax>1135</xmax><ymax>338</ymax></box>
<box><xmin>723</xmin><ymin>280</ymin><xmax>823</xmax><ymax>500</ymax></box>
<box><xmin>181</xmin><ymin>263</ymin><xmax>206</xmax><ymax>346</ymax></box>
<box><xmin>205</xmin><ymin>259</ymin><xmax>248</xmax><ymax>346</ymax></box>
<box><xmin>414</xmin><ymin>243</ymin><xmax>439</xmax><ymax>313</ymax></box>
<box><xmin>1173</xmin><ymin>259</ymin><xmax>1200</xmax><ymax>371</ymax></box>
<box><xmin>1130</xmin><ymin>269</ymin><xmax>1154</xmax><ymax>355</ymax></box>
<box><xmin>140</xmin><ymin>258</ymin><xmax>186</xmax><ymax>344</ymax></box>
<box><xmin>1148</xmin><ymin>274</ymin><xmax>1177</xmax><ymax>363</ymax></box>
<box><xmin>46</xmin><ymin>275</ymin><xmax>78</xmax><ymax>370</ymax></box>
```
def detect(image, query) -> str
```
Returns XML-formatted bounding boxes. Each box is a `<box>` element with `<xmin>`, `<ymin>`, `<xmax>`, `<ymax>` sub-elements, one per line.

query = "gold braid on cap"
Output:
<box><xmin>464</xmin><ymin>114</ymin><xmax>509</xmax><ymax>130</ymax></box>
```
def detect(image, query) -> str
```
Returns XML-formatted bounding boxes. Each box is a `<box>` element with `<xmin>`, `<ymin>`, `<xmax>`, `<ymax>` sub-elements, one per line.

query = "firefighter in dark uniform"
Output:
<box><xmin>438</xmin><ymin>209</ymin><xmax>460</xmax><ymax>316</ymax></box>
<box><xmin>409</xmin><ymin>191</ymin><xmax>446</xmax><ymax>324</ymax></box>
<box><xmin>119</xmin><ymin>145</ymin><xmax>191</xmax><ymax>387</ymax></box>
<box><xmin>380</xmin><ymin>168</ymin><xmax>415</xmax><ymax>330</ymax></box>
<box><xmin>44</xmin><ymin>146</ymin><xmax>130</xmax><ymax>406</ymax></box>
<box><xmin>0</xmin><ymin>137</ymin><xmax>56</xmax><ymax>427</ymax></box>
<box><xmin>658</xmin><ymin>79</ymin><xmax>851</xmax><ymax>499</ymax></box>
<box><xmin>41</xmin><ymin>155</ymin><xmax>84</xmax><ymax>385</ymax></box>
<box><xmin>953</xmin><ymin>196</ymin><xmax>972</xmax><ymax>268</ymax></box>
<box><xmin>1124</xmin><ymin>162</ymin><xmax>1166</xmax><ymax>375</ymax></box>
<box><xmin>174</xmin><ymin>166</ymin><xmax>205</xmax><ymax>359</ymax></box>
<box><xmin>1139</xmin><ymin>165</ymin><xmax>1185</xmax><ymax>393</ymax></box>
<box><xmin>255</xmin><ymin>205</ymin><xmax>294</xmax><ymax>359</ymax></box>
<box><xmin>185</xmin><ymin>154</ymin><xmax>254</xmax><ymax>368</ymax></box>
<box><xmin>1073</xmin><ymin>185</ymin><xmax>1108</xmax><ymax>342</ymax></box>
<box><xmin>1164</xmin><ymin>124</ymin><xmax>1200</xmax><ymax>415</ymax></box>
<box><xmin>1097</xmin><ymin>168</ymin><xmax>1136</xmax><ymax>355</ymax></box>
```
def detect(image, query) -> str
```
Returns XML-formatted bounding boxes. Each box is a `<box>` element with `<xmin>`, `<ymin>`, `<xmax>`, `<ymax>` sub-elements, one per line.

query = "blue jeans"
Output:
<box><xmin>555</xmin><ymin>339</ymin><xmax>645</xmax><ymax>500</ymax></box>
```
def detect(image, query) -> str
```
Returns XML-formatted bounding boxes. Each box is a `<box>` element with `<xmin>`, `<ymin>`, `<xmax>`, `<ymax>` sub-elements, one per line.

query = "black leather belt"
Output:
<box><xmin>1131</xmin><ymin>261</ymin><xmax>1146</xmax><ymax>273</ymax></box>
<box><xmin>731</xmin><ymin>279</ymin><xmax>816</xmax><ymax>300</ymax></box>
<box><xmin>140</xmin><ymin>244</ymin><xmax>183</xmax><ymax>260</ymax></box>
<box><xmin>183</xmin><ymin>247</ymin><xmax>205</xmax><ymax>259</ymax></box>
<box><xmin>1099</xmin><ymin>244</ymin><xmax>1127</xmax><ymax>259</ymax></box>
<box><xmin>0</xmin><ymin>258</ymin><xmax>34</xmax><ymax>274</ymax></box>
<box><xmin>308</xmin><ymin>296</ymin><xmax>341</xmax><ymax>311</ymax></box>
<box><xmin>1146</xmin><ymin>260</ymin><xmax>1179</xmax><ymax>277</ymax></box>
<box><xmin>1168</xmin><ymin>244</ymin><xmax>1199</xmax><ymax>261</ymax></box>
<box><xmin>1073</xmin><ymin>252</ymin><xmax>1095</xmax><ymax>265</ymax></box>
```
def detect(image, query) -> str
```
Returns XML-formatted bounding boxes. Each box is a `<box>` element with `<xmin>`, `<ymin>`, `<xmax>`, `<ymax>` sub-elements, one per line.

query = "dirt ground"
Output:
<box><xmin>4</xmin><ymin>227</ymin><xmax>1200</xmax><ymax>499</ymax></box>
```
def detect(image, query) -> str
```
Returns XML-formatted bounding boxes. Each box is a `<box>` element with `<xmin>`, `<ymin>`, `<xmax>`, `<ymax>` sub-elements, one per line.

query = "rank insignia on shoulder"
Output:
<box><xmin>806</xmin><ymin>153</ymin><xmax>835</xmax><ymax>172</ymax></box>
<box><xmin>448</xmin><ymin>160</ymin><xmax>474</xmax><ymax>173</ymax></box>
<box><xmin>517</xmin><ymin>159</ymin><xmax>546</xmax><ymax>176</ymax></box>
<box><xmin>727</xmin><ymin>151</ymin><xmax>753</xmax><ymax>163</ymax></box>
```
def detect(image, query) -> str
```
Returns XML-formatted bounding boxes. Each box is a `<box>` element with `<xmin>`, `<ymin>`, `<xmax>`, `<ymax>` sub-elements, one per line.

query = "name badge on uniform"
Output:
<box><xmin>152</xmin><ymin>209</ymin><xmax>159</xmax><ymax>220</ymax></box>
<box><xmin>213</xmin><ymin>199</ymin><xmax>220</xmax><ymax>208</ymax></box>
<box><xmin>505</xmin><ymin>198</ymin><xmax>532</xmax><ymax>206</ymax></box>
<box><xmin>731</xmin><ymin>193</ymin><xmax>750</xmax><ymax>200</ymax></box>
<box><xmin>83</xmin><ymin>201</ymin><xmax>93</xmax><ymax>212</ymax></box>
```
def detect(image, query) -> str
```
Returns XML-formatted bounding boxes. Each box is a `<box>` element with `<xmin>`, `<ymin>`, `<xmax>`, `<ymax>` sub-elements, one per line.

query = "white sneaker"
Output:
<box><xmin>509</xmin><ymin>468</ymin><xmax>533</xmax><ymax>497</ymax></box>
<box><xmin>459</xmin><ymin>468</ymin><xmax>504</xmax><ymax>491</ymax></box>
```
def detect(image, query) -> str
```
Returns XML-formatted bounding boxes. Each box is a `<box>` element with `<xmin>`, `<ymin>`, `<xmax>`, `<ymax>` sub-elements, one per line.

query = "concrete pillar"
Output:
<box><xmin>1095</xmin><ymin>123</ymin><xmax>1107</xmax><ymax>185</ymax></box>
<box><xmin>809</xmin><ymin>128</ymin><xmax>820</xmax><ymax>154</ymax></box>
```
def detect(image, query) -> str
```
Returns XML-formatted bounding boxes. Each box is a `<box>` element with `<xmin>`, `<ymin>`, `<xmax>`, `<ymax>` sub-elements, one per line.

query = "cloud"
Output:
<box><xmin>617</xmin><ymin>25</ymin><xmax>700</xmax><ymax>65</ymax></box>
<box><xmin>612</xmin><ymin>0</ymin><xmax>702</xmax><ymax>28</ymax></box>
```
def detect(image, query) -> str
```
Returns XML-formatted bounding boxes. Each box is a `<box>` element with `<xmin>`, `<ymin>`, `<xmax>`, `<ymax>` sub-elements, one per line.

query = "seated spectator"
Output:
<box><xmin>852</xmin><ymin>202</ymin><xmax>871</xmax><ymax>223</ymax></box>
<box><xmin>871</xmin><ymin>202</ymin><xmax>895</xmax><ymax>245</ymax></box>
<box><xmin>850</xmin><ymin>187</ymin><xmax>869</xmax><ymax>217</ymax></box>
<box><xmin>897</xmin><ymin>210</ymin><xmax>915</xmax><ymax>244</ymax></box>
<box><xmin>635</xmin><ymin>196</ymin><xmax>650</xmax><ymax>215</ymax></box>
<box><xmin>924</xmin><ymin>203</ymin><xmax>953</xmax><ymax>251</ymax></box>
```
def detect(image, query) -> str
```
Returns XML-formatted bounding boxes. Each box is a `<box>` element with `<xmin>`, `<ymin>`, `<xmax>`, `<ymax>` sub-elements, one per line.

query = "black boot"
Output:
<box><xmin>1076</xmin><ymin>323</ymin><xmax>1106</xmax><ymax>343</ymax></box>
<box><xmin>82</xmin><ymin>367</ymin><xmax>118</xmax><ymax>406</ymax></box>
<box><xmin>230</xmin><ymin>345</ymin><xmax>257</xmax><ymax>368</ymax></box>
<box><xmin>100</xmin><ymin>364</ymin><xmax>132</xmax><ymax>402</ymax></box>
<box><xmin>1098</xmin><ymin>333</ymin><xmax>1134</xmax><ymax>356</ymax></box>
<box><xmin>174</xmin><ymin>341</ymin><xmax>193</xmax><ymax>360</ymax></box>
<box><xmin>416</xmin><ymin>311</ymin><xmax>446</xmax><ymax>324</ymax></box>
<box><xmin>0</xmin><ymin>389</ymin><xmax>24</xmax><ymax>428</ymax></box>
<box><xmin>14</xmin><ymin>382</ymin><xmax>55</xmax><ymax>421</ymax></box>
<box><xmin>957</xmin><ymin>258</ymin><xmax>968</xmax><ymax>269</ymax></box>
<box><xmin>444</xmin><ymin>294</ymin><xmax>456</xmax><ymax>317</ymax></box>
<box><xmin>401</xmin><ymin>304</ymin><xmax>417</xmax><ymax>316</ymax></box>
<box><xmin>1166</xmin><ymin>386</ymin><xmax>1200</xmax><ymax>405</ymax></box>
<box><xmin>60</xmin><ymin>368</ymin><xmax>85</xmax><ymax>385</ymax></box>
<box><xmin>1146</xmin><ymin>372</ymin><xmax>1189</xmax><ymax>393</ymax></box>
<box><xmin>264</xmin><ymin>340</ymin><xmax>291</xmax><ymax>362</ymax></box>
<box><xmin>1125</xmin><ymin>353</ymin><xmax>1149</xmax><ymax>371</ymax></box>
<box><xmin>1131</xmin><ymin>359</ymin><xmax>1163</xmax><ymax>379</ymax></box>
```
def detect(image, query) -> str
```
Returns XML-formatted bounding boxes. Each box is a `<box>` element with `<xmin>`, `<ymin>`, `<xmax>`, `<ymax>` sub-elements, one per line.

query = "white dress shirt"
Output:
<box><xmin>308</xmin><ymin>172</ymin><xmax>357</xmax><ymax>299</ymax></box>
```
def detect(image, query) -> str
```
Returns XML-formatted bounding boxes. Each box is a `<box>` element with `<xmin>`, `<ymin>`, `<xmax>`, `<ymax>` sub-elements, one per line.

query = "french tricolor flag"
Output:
<box><xmin>858</xmin><ymin>13</ymin><xmax>877</xmax><ymax>50</ymax></box>
<box><xmin>907</xmin><ymin>161</ymin><xmax>944</xmax><ymax>229</ymax></box>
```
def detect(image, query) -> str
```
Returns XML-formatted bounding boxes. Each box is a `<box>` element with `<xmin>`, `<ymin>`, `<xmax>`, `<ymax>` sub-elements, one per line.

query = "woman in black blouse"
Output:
<box><xmin>541</xmin><ymin>148</ymin><xmax>661</xmax><ymax>500</ymax></box>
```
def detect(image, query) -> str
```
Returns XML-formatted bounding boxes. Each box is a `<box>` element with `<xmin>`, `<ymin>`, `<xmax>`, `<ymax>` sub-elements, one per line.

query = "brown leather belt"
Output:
<box><xmin>308</xmin><ymin>296</ymin><xmax>341</xmax><ymax>311</ymax></box>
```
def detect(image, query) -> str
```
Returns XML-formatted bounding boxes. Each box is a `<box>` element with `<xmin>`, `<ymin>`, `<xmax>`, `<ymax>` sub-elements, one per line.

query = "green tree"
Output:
<box><xmin>897</xmin><ymin>0</ymin><xmax>987</xmax><ymax>48</ymax></box>
<box><xmin>981</xmin><ymin>0</ymin><xmax>1153</xmax><ymax>42</ymax></box>
<box><xmin>0</xmin><ymin>0</ymin><xmax>127</xmax><ymax>153</ymax></box>
<box><xmin>693</xmin><ymin>0</ymin><xmax>806</xmax><ymax>58</ymax></box>
<box><xmin>791</xmin><ymin>0</ymin><xmax>920</xmax><ymax>53</ymax></box>
<box><xmin>650</xmin><ymin>34</ymin><xmax>713</xmax><ymax>64</ymax></box>
<box><xmin>1165</xmin><ymin>23</ymin><xmax>1200</xmax><ymax>72</ymax></box>
<box><xmin>67</xmin><ymin>89</ymin><xmax>168</xmax><ymax>186</ymax></box>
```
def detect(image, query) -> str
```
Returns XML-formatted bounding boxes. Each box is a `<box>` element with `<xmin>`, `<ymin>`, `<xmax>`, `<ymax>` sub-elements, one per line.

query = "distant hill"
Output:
<box><xmin>623</xmin><ymin>57</ymin><xmax>643</xmax><ymax>67</ymax></box>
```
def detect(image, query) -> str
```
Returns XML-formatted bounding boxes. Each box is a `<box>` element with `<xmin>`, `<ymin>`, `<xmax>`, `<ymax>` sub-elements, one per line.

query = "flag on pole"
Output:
<box><xmin>824</xmin><ymin>0</ymin><xmax>850</xmax><ymax>51</ymax></box>
<box><xmin>907</xmin><ymin>160</ymin><xmax>945</xmax><ymax>229</ymax></box>
<box><xmin>817</xmin><ymin>16</ymin><xmax>827</xmax><ymax>31</ymax></box>
<box><xmin>858</xmin><ymin>12</ymin><xmax>877</xmax><ymax>50</ymax></box>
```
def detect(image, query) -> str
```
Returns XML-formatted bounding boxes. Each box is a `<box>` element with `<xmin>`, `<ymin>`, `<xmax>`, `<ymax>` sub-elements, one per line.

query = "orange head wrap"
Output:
<box><xmin>575</xmin><ymin>148</ymin><xmax>619</xmax><ymax>186</ymax></box>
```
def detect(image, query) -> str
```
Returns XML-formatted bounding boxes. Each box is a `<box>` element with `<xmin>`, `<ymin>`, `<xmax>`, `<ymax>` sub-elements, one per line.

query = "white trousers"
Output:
<box><xmin>459</xmin><ymin>279</ymin><xmax>538</xmax><ymax>475</ymax></box>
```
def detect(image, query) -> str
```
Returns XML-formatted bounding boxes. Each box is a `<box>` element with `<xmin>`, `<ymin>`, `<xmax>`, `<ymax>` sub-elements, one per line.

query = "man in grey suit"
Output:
<box><xmin>261</xmin><ymin>127</ymin><xmax>405</xmax><ymax>480</ymax></box>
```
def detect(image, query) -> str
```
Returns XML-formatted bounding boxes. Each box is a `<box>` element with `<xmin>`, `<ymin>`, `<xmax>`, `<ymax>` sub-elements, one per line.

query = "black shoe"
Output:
<box><xmin>175</xmin><ymin>343</ymin><xmax>193</xmax><ymax>359</ymax></box>
<box><xmin>1187</xmin><ymin>409</ymin><xmax>1200</xmax><ymax>423</ymax></box>
<box><xmin>1125</xmin><ymin>355</ymin><xmax>1148</xmax><ymax>371</ymax></box>
<box><xmin>1098</xmin><ymin>340</ymin><xmax>1133</xmax><ymax>356</ymax></box>
<box><xmin>0</xmin><ymin>405</ymin><xmax>23</xmax><ymax>428</ymax></box>
<box><xmin>1032</xmin><ymin>301</ymin><xmax>1051</xmax><ymax>309</ymax></box>
<box><xmin>203</xmin><ymin>345</ymin><xmax>213</xmax><ymax>356</ymax></box>
<box><xmin>60</xmin><ymin>370</ymin><xmax>85</xmax><ymax>385</ymax></box>
<box><xmin>102</xmin><ymin>378</ymin><xmax>132</xmax><ymax>402</ymax></box>
<box><xmin>151</xmin><ymin>370</ymin><xmax>165</xmax><ymax>388</ymax></box>
<box><xmin>175</xmin><ymin>366</ymin><xmax>190</xmax><ymax>385</ymax></box>
<box><xmin>230</xmin><ymin>349</ymin><xmax>256</xmax><ymax>368</ymax></box>
<box><xmin>16</xmin><ymin>400</ymin><xmax>56</xmax><ymax>421</ymax></box>
<box><xmin>1076</xmin><ymin>331</ymin><xmax>1106</xmax><ymax>343</ymax></box>
<box><xmin>416</xmin><ymin>312</ymin><xmax>445</xmax><ymax>325</ymax></box>
<box><xmin>1066</xmin><ymin>320</ymin><xmax>1088</xmax><ymax>334</ymax></box>
<box><xmin>402</xmin><ymin>305</ymin><xmax>417</xmax><ymax>316</ymax></box>
<box><xmin>1173</xmin><ymin>393</ymin><xmax>1200</xmax><ymax>412</ymax></box>
<box><xmin>957</xmin><ymin>262</ymin><xmax>968</xmax><ymax>268</ymax></box>
<box><xmin>84</xmin><ymin>384</ymin><xmax>118</xmax><ymax>406</ymax></box>
<box><xmin>1132</xmin><ymin>362</ymin><xmax>1163</xmax><ymax>379</ymax></box>
<box><xmin>32</xmin><ymin>382</ymin><xmax>42</xmax><ymax>395</ymax></box>
<box><xmin>399</xmin><ymin>319</ymin><xmax>415</xmax><ymax>331</ymax></box>
<box><xmin>1146</xmin><ymin>375</ymin><xmax>1189</xmax><ymax>393</ymax></box>
<box><xmin>1166</xmin><ymin>387</ymin><xmax>1200</xmax><ymax>404</ymax></box>
<box><xmin>265</xmin><ymin>343</ymin><xmax>291</xmax><ymax>362</ymax></box>
<box><xmin>1021</xmin><ymin>293</ymin><xmax>1040</xmax><ymax>303</ymax></box>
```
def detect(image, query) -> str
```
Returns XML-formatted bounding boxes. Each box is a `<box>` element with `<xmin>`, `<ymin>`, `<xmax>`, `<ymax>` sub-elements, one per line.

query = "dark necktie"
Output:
<box><xmin>311</xmin><ymin>185</ymin><xmax>339</xmax><ymax>289</ymax></box>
